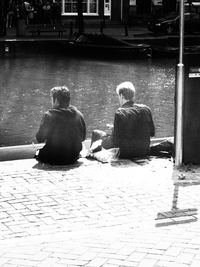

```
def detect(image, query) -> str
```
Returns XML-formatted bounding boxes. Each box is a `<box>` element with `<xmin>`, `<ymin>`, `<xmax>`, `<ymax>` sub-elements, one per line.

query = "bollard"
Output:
<box><xmin>124</xmin><ymin>23</ymin><xmax>128</xmax><ymax>36</ymax></box>
<box><xmin>70</xmin><ymin>21</ymin><xmax>73</xmax><ymax>35</ymax></box>
<box><xmin>100</xmin><ymin>21</ymin><xmax>104</xmax><ymax>34</ymax></box>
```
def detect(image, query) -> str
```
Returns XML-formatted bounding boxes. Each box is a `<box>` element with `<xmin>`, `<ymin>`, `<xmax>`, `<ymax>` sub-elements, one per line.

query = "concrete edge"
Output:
<box><xmin>0</xmin><ymin>137</ymin><xmax>173</xmax><ymax>162</ymax></box>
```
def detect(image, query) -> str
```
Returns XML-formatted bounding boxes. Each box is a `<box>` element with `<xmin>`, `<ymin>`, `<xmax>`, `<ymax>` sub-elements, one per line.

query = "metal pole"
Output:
<box><xmin>175</xmin><ymin>0</ymin><xmax>185</xmax><ymax>166</ymax></box>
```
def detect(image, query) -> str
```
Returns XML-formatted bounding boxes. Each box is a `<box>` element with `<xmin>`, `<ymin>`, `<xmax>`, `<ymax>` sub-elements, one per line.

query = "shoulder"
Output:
<box><xmin>69</xmin><ymin>105</ymin><xmax>84</xmax><ymax>117</ymax></box>
<box><xmin>115</xmin><ymin>107</ymin><xmax>131</xmax><ymax>119</ymax></box>
<box><xmin>134</xmin><ymin>103</ymin><xmax>149</xmax><ymax>108</ymax></box>
<box><xmin>134</xmin><ymin>103</ymin><xmax>152</xmax><ymax>112</ymax></box>
<box><xmin>46</xmin><ymin>109</ymin><xmax>57</xmax><ymax>116</ymax></box>
<box><xmin>43</xmin><ymin>109</ymin><xmax>59</xmax><ymax>120</ymax></box>
<box><xmin>43</xmin><ymin>110</ymin><xmax>51</xmax><ymax>117</ymax></box>
<box><xmin>115</xmin><ymin>107</ymin><xmax>125</xmax><ymax>115</ymax></box>
<box><xmin>115</xmin><ymin>104</ymin><xmax>152</xmax><ymax>118</ymax></box>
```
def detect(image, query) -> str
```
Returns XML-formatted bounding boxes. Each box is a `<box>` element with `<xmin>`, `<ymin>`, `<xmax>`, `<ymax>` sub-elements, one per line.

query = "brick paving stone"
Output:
<box><xmin>194</xmin><ymin>253</ymin><xmax>200</xmax><ymax>260</ymax></box>
<box><xmin>8</xmin><ymin>258</ymin><xmax>38</xmax><ymax>266</ymax></box>
<box><xmin>183</xmin><ymin>248</ymin><xmax>200</xmax><ymax>255</ymax></box>
<box><xmin>102</xmin><ymin>264</ymin><xmax>119</xmax><ymax>267</ymax></box>
<box><xmin>126</xmin><ymin>252</ymin><xmax>146</xmax><ymax>262</ymax></box>
<box><xmin>135</xmin><ymin>248</ymin><xmax>165</xmax><ymax>255</ymax></box>
<box><xmin>36</xmin><ymin>257</ymin><xmax>59</xmax><ymax>267</ymax></box>
<box><xmin>58</xmin><ymin>258</ymin><xmax>89</xmax><ymax>265</ymax></box>
<box><xmin>138</xmin><ymin>258</ymin><xmax>158</xmax><ymax>267</ymax></box>
<box><xmin>1</xmin><ymin>157</ymin><xmax>200</xmax><ymax>266</ymax></box>
<box><xmin>119</xmin><ymin>261</ymin><xmax>138</xmax><ymax>267</ymax></box>
<box><xmin>69</xmin><ymin>252</ymin><xmax>93</xmax><ymax>262</ymax></box>
<box><xmin>156</xmin><ymin>261</ymin><xmax>184</xmax><ymax>267</ymax></box>
<box><xmin>165</xmin><ymin>246</ymin><xmax>183</xmax><ymax>257</ymax></box>
<box><xmin>0</xmin><ymin>257</ymin><xmax>10</xmax><ymax>265</ymax></box>
<box><xmin>46</xmin><ymin>264</ymin><xmax>65</xmax><ymax>267</ymax></box>
<box><xmin>1</xmin><ymin>264</ymin><xmax>18</xmax><ymax>267</ymax></box>
<box><xmin>176</xmin><ymin>252</ymin><xmax>195</xmax><ymax>264</ymax></box>
<box><xmin>191</xmin><ymin>261</ymin><xmax>200</xmax><ymax>267</ymax></box>
<box><xmin>117</xmin><ymin>246</ymin><xmax>135</xmax><ymax>255</ymax></box>
<box><xmin>146</xmin><ymin>254</ymin><xmax>175</xmax><ymax>262</ymax></box>
<box><xmin>101</xmin><ymin>259</ymin><xmax>125</xmax><ymax>266</ymax></box>
<box><xmin>100</xmin><ymin>253</ymin><xmax>127</xmax><ymax>260</ymax></box>
<box><xmin>154</xmin><ymin>242</ymin><xmax>171</xmax><ymax>250</ymax></box>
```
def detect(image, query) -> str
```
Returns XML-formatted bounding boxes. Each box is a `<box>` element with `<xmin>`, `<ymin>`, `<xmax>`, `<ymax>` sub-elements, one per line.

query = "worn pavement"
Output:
<box><xmin>0</xmin><ymin>156</ymin><xmax>200</xmax><ymax>267</ymax></box>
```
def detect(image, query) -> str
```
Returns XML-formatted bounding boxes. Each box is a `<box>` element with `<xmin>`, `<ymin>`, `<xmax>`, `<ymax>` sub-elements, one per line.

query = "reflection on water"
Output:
<box><xmin>0</xmin><ymin>50</ymin><xmax>176</xmax><ymax>146</ymax></box>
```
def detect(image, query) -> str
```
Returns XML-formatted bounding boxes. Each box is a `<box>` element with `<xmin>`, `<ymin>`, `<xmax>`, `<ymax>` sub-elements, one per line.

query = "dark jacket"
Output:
<box><xmin>36</xmin><ymin>105</ymin><xmax>86</xmax><ymax>165</ymax></box>
<box><xmin>112</xmin><ymin>101</ymin><xmax>155</xmax><ymax>158</ymax></box>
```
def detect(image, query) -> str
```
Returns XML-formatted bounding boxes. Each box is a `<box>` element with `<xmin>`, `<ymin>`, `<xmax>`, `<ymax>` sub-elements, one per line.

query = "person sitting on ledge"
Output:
<box><xmin>91</xmin><ymin>81</ymin><xmax>155</xmax><ymax>159</ymax></box>
<box><xmin>35</xmin><ymin>86</ymin><xmax>86</xmax><ymax>165</ymax></box>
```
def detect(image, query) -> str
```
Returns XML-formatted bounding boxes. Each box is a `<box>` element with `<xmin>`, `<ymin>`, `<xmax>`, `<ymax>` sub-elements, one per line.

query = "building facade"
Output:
<box><xmin>60</xmin><ymin>0</ymin><xmax>200</xmax><ymax>23</ymax></box>
<box><xmin>61</xmin><ymin>0</ymin><xmax>122</xmax><ymax>21</ymax></box>
<box><xmin>61</xmin><ymin>0</ymin><xmax>152</xmax><ymax>22</ymax></box>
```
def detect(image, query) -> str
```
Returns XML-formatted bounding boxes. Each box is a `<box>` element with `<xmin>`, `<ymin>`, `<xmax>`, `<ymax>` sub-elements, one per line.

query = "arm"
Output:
<box><xmin>112</xmin><ymin>111</ymin><xmax>123</xmax><ymax>147</ymax></box>
<box><xmin>36</xmin><ymin>112</ymin><xmax>51</xmax><ymax>143</ymax></box>
<box><xmin>80</xmin><ymin>116</ymin><xmax>86</xmax><ymax>141</ymax></box>
<box><xmin>149</xmin><ymin>110</ymin><xmax>155</xmax><ymax>137</ymax></box>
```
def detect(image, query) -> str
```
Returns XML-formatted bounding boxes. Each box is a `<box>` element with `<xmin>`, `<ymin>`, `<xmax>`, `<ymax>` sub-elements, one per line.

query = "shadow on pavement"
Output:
<box><xmin>155</xmin><ymin>183</ymin><xmax>198</xmax><ymax>227</ymax></box>
<box><xmin>32</xmin><ymin>160</ymin><xmax>84</xmax><ymax>171</ymax></box>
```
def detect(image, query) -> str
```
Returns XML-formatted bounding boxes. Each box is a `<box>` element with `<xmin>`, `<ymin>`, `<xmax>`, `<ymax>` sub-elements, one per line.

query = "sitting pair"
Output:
<box><xmin>35</xmin><ymin>82</ymin><xmax>155</xmax><ymax>165</ymax></box>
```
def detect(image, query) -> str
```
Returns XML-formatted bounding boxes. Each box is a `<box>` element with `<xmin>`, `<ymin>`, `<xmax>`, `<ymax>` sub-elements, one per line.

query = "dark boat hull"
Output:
<box><xmin>152</xmin><ymin>45</ymin><xmax>200</xmax><ymax>57</ymax></box>
<box><xmin>69</xmin><ymin>43</ymin><xmax>151</xmax><ymax>58</ymax></box>
<box><xmin>67</xmin><ymin>33</ymin><xmax>151</xmax><ymax>59</ymax></box>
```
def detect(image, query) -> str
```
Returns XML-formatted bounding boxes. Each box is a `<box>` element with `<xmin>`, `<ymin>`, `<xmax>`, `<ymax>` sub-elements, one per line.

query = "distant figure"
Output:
<box><xmin>6</xmin><ymin>0</ymin><xmax>15</xmax><ymax>28</ymax></box>
<box><xmin>52</xmin><ymin>0</ymin><xmax>61</xmax><ymax>24</ymax></box>
<box><xmin>91</xmin><ymin>81</ymin><xmax>155</xmax><ymax>159</ymax></box>
<box><xmin>35</xmin><ymin>86</ymin><xmax>86</xmax><ymax>165</ymax></box>
<box><xmin>42</xmin><ymin>0</ymin><xmax>52</xmax><ymax>24</ymax></box>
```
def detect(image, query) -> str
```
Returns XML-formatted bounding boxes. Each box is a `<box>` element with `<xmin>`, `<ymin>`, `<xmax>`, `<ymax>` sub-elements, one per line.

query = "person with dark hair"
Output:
<box><xmin>91</xmin><ymin>81</ymin><xmax>155</xmax><ymax>159</ymax></box>
<box><xmin>35</xmin><ymin>86</ymin><xmax>86</xmax><ymax>165</ymax></box>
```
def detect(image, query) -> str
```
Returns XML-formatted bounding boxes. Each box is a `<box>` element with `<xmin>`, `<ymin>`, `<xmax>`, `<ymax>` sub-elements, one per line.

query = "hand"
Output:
<box><xmin>106</xmin><ymin>123</ymin><xmax>113</xmax><ymax>130</ymax></box>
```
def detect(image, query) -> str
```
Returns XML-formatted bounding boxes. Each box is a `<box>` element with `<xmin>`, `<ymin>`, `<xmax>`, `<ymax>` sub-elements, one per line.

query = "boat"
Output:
<box><xmin>152</xmin><ymin>44</ymin><xmax>200</xmax><ymax>57</ymax></box>
<box><xmin>68</xmin><ymin>33</ymin><xmax>152</xmax><ymax>58</ymax></box>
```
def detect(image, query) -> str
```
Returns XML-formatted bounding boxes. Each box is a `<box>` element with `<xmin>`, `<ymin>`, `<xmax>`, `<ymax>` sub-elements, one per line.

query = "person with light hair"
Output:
<box><xmin>35</xmin><ymin>86</ymin><xmax>86</xmax><ymax>165</ymax></box>
<box><xmin>116</xmin><ymin>81</ymin><xmax>136</xmax><ymax>103</ymax></box>
<box><xmin>91</xmin><ymin>81</ymin><xmax>155</xmax><ymax>159</ymax></box>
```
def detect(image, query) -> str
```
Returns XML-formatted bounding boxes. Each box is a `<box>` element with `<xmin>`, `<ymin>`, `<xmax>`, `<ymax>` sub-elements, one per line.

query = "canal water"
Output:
<box><xmin>0</xmin><ymin>47</ymin><xmax>176</xmax><ymax>147</ymax></box>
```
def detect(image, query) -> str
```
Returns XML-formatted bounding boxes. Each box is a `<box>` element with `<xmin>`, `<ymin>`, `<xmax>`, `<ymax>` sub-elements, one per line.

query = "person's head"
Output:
<box><xmin>116</xmin><ymin>81</ymin><xmax>135</xmax><ymax>106</ymax></box>
<box><xmin>50</xmin><ymin>86</ymin><xmax>70</xmax><ymax>108</ymax></box>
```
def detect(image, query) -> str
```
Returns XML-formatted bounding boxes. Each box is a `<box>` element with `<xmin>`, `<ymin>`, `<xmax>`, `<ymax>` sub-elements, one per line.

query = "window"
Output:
<box><xmin>152</xmin><ymin>0</ymin><xmax>162</xmax><ymax>5</ymax></box>
<box><xmin>129</xmin><ymin>0</ymin><xmax>136</xmax><ymax>6</ymax></box>
<box><xmin>65</xmin><ymin>0</ymin><xmax>77</xmax><ymax>13</ymax></box>
<box><xmin>63</xmin><ymin>0</ymin><xmax>98</xmax><ymax>15</ymax></box>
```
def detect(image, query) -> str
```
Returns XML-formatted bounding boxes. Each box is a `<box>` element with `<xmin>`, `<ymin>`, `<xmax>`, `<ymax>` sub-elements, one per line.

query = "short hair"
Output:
<box><xmin>50</xmin><ymin>86</ymin><xmax>70</xmax><ymax>106</ymax></box>
<box><xmin>116</xmin><ymin>81</ymin><xmax>136</xmax><ymax>101</ymax></box>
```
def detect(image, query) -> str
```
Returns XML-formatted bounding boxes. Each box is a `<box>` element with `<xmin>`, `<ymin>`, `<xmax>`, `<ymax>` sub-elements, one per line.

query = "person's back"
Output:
<box><xmin>113</xmin><ymin>102</ymin><xmax>155</xmax><ymax>158</ymax></box>
<box><xmin>90</xmin><ymin>81</ymin><xmax>155</xmax><ymax>160</ymax></box>
<box><xmin>35</xmin><ymin>86</ymin><xmax>86</xmax><ymax>165</ymax></box>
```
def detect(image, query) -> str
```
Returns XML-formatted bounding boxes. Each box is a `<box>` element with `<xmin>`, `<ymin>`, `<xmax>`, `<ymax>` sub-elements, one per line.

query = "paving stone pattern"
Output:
<box><xmin>0</xmin><ymin>157</ymin><xmax>200</xmax><ymax>266</ymax></box>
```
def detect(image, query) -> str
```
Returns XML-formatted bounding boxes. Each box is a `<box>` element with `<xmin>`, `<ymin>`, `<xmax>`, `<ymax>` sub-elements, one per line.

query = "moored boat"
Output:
<box><xmin>152</xmin><ymin>44</ymin><xmax>200</xmax><ymax>57</ymax></box>
<box><xmin>68</xmin><ymin>33</ymin><xmax>152</xmax><ymax>58</ymax></box>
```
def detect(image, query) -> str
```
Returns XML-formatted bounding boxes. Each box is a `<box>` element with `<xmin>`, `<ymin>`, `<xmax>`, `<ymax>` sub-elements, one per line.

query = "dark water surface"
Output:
<box><xmin>0</xmin><ymin>49</ymin><xmax>176</xmax><ymax>147</ymax></box>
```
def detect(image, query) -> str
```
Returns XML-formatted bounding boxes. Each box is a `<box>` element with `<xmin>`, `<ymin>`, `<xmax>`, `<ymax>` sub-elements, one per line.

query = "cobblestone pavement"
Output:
<box><xmin>0</xmin><ymin>157</ymin><xmax>200</xmax><ymax>266</ymax></box>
